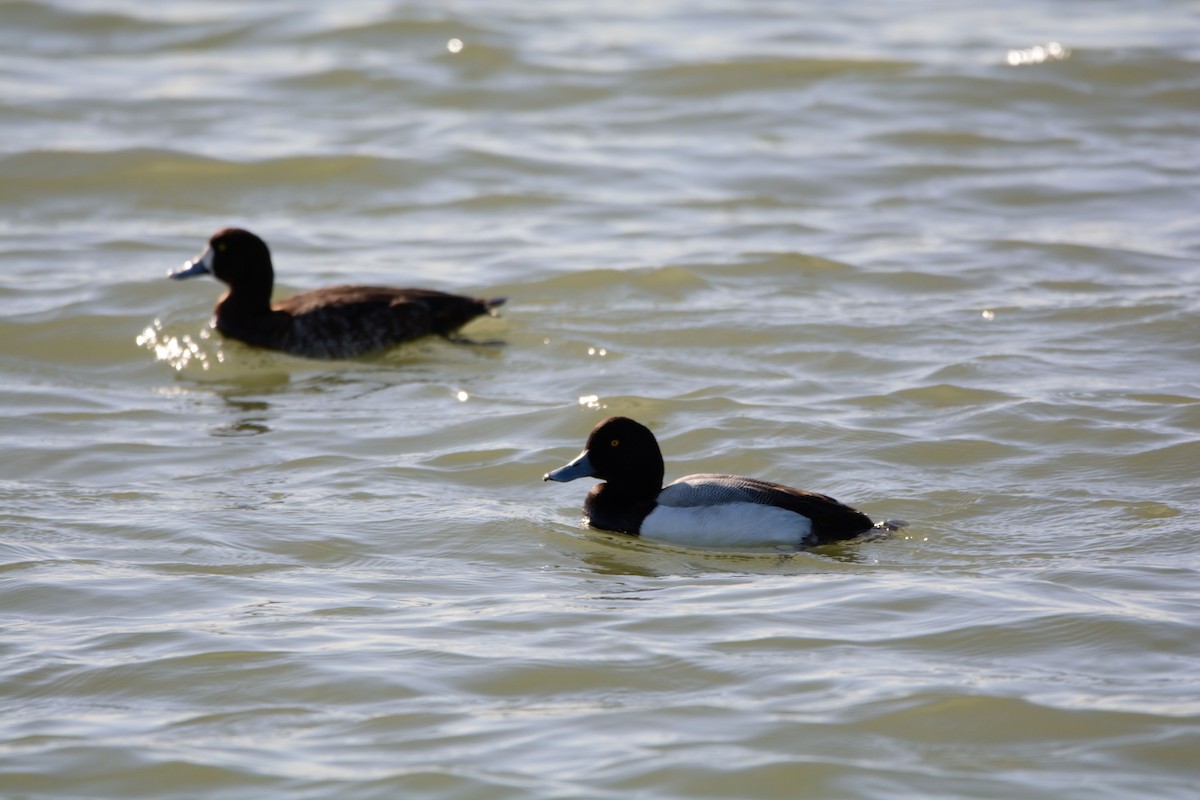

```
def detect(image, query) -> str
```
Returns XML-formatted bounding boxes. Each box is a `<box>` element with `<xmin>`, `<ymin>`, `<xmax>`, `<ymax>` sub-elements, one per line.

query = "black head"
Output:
<box><xmin>170</xmin><ymin>228</ymin><xmax>275</xmax><ymax>305</ymax></box>
<box><xmin>544</xmin><ymin>416</ymin><xmax>666</xmax><ymax>497</ymax></box>
<box><xmin>207</xmin><ymin>228</ymin><xmax>273</xmax><ymax>286</ymax></box>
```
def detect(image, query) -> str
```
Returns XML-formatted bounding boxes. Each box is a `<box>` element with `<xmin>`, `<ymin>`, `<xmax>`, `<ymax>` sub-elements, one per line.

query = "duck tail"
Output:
<box><xmin>484</xmin><ymin>297</ymin><xmax>507</xmax><ymax>315</ymax></box>
<box><xmin>874</xmin><ymin>518</ymin><xmax>909</xmax><ymax>532</ymax></box>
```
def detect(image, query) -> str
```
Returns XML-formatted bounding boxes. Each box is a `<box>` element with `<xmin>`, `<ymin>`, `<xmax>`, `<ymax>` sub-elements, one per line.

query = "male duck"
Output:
<box><xmin>544</xmin><ymin>416</ymin><xmax>893</xmax><ymax>548</ymax></box>
<box><xmin>170</xmin><ymin>228</ymin><xmax>505</xmax><ymax>359</ymax></box>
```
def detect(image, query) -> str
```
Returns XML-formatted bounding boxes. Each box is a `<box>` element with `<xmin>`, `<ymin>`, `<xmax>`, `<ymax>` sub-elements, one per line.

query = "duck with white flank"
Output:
<box><xmin>545</xmin><ymin>416</ymin><xmax>900</xmax><ymax>548</ymax></box>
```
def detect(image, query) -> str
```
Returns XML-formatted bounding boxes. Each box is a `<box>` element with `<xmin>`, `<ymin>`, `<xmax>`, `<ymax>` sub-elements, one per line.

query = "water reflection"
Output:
<box><xmin>213</xmin><ymin>395</ymin><xmax>272</xmax><ymax>438</ymax></box>
<box><xmin>567</xmin><ymin>526</ymin><xmax>871</xmax><ymax>577</ymax></box>
<box><xmin>1006</xmin><ymin>41</ymin><xmax>1071</xmax><ymax>66</ymax></box>
<box><xmin>136</xmin><ymin>318</ymin><xmax>223</xmax><ymax>372</ymax></box>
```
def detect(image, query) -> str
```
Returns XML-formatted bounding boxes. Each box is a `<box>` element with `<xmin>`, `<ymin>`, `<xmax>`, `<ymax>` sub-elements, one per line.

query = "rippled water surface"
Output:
<box><xmin>3</xmin><ymin>1</ymin><xmax>1199</xmax><ymax>798</ymax></box>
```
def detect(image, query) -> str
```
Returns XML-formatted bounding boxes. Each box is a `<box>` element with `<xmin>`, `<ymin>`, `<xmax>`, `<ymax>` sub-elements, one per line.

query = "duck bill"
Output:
<box><xmin>543</xmin><ymin>450</ymin><xmax>596</xmax><ymax>482</ymax></box>
<box><xmin>169</xmin><ymin>246</ymin><xmax>214</xmax><ymax>280</ymax></box>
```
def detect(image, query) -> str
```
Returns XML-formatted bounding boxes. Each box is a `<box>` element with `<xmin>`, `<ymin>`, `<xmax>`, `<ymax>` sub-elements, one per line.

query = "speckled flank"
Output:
<box><xmin>274</xmin><ymin>288</ymin><xmax>503</xmax><ymax>359</ymax></box>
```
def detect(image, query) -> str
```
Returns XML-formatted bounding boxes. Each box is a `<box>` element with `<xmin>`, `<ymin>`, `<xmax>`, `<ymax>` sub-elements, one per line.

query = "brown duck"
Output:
<box><xmin>170</xmin><ymin>228</ymin><xmax>505</xmax><ymax>359</ymax></box>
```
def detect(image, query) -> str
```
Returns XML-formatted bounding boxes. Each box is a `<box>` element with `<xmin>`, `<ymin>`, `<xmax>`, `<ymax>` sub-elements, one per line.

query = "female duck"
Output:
<box><xmin>544</xmin><ymin>416</ymin><xmax>893</xmax><ymax>548</ymax></box>
<box><xmin>170</xmin><ymin>228</ymin><xmax>504</xmax><ymax>359</ymax></box>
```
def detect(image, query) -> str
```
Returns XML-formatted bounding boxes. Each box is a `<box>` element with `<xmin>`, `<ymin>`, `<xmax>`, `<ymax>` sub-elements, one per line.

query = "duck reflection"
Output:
<box><xmin>213</xmin><ymin>395</ymin><xmax>272</xmax><ymax>437</ymax></box>
<box><xmin>209</xmin><ymin>373</ymin><xmax>292</xmax><ymax>437</ymax></box>
<box><xmin>567</xmin><ymin>527</ymin><xmax>874</xmax><ymax>578</ymax></box>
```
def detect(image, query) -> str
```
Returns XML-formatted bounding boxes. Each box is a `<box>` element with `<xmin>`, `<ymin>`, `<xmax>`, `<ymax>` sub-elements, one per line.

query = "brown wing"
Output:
<box><xmin>273</xmin><ymin>286</ymin><xmax>503</xmax><ymax>358</ymax></box>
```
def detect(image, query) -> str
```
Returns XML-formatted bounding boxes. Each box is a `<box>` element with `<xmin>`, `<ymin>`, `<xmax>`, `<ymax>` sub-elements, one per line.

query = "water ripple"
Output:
<box><xmin>2</xmin><ymin>1</ymin><xmax>1199</xmax><ymax>798</ymax></box>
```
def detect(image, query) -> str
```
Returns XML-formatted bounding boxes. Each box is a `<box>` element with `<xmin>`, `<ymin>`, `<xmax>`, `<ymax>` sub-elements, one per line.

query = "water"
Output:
<box><xmin>3</xmin><ymin>1</ymin><xmax>1199</xmax><ymax>798</ymax></box>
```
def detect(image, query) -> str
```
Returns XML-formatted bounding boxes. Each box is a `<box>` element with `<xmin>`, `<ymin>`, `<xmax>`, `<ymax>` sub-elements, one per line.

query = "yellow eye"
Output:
<box><xmin>217</xmin><ymin>243</ymin><xmax>227</xmax><ymax>252</ymax></box>
<box><xmin>610</xmin><ymin>439</ymin><xmax>620</xmax><ymax>447</ymax></box>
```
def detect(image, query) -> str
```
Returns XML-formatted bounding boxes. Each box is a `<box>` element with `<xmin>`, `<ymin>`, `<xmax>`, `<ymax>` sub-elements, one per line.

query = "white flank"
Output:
<box><xmin>639</xmin><ymin>502</ymin><xmax>812</xmax><ymax>548</ymax></box>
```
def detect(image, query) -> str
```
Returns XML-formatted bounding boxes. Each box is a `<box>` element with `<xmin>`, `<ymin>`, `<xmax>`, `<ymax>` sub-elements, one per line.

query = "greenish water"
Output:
<box><xmin>2</xmin><ymin>2</ymin><xmax>1199</xmax><ymax>798</ymax></box>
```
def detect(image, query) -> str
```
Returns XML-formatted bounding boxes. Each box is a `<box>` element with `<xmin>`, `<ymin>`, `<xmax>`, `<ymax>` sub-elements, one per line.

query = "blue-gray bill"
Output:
<box><xmin>168</xmin><ymin>246</ymin><xmax>214</xmax><ymax>280</ymax></box>
<box><xmin>543</xmin><ymin>450</ymin><xmax>595</xmax><ymax>482</ymax></box>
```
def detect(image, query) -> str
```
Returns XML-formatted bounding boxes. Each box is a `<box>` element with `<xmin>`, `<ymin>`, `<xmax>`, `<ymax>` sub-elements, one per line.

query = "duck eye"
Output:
<box><xmin>610</xmin><ymin>439</ymin><xmax>620</xmax><ymax>447</ymax></box>
<box><xmin>217</xmin><ymin>244</ymin><xmax>227</xmax><ymax>252</ymax></box>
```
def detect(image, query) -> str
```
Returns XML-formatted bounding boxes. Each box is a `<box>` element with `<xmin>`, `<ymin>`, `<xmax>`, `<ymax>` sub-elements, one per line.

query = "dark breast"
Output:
<box><xmin>583</xmin><ymin>484</ymin><xmax>657</xmax><ymax>536</ymax></box>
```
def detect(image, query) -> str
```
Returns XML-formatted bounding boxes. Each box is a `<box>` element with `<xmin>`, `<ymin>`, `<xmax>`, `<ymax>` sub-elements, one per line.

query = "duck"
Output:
<box><xmin>544</xmin><ymin>416</ymin><xmax>896</xmax><ymax>548</ymax></box>
<box><xmin>169</xmin><ymin>228</ymin><xmax>505</xmax><ymax>359</ymax></box>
